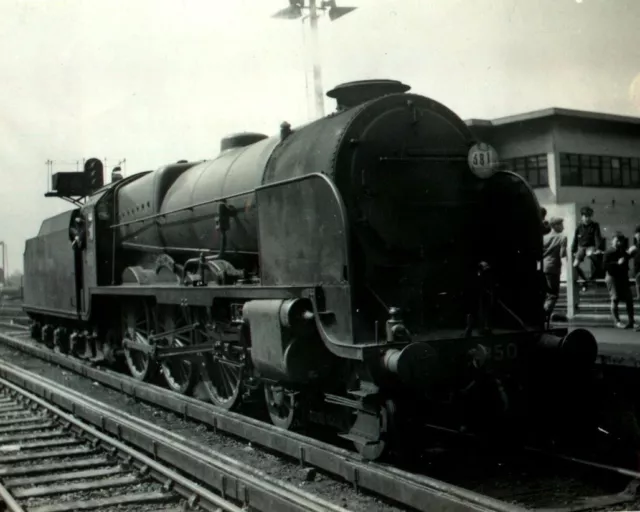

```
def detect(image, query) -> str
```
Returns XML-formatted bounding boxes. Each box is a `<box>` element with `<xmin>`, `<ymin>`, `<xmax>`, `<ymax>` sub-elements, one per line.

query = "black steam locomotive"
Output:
<box><xmin>24</xmin><ymin>79</ymin><xmax>598</xmax><ymax>459</ymax></box>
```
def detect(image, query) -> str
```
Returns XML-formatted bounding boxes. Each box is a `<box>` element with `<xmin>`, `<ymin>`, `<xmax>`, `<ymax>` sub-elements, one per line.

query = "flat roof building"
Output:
<box><xmin>466</xmin><ymin>107</ymin><xmax>640</xmax><ymax>240</ymax></box>
<box><xmin>465</xmin><ymin>108</ymin><xmax>640</xmax><ymax>318</ymax></box>
<box><xmin>466</xmin><ymin>107</ymin><xmax>640</xmax><ymax>206</ymax></box>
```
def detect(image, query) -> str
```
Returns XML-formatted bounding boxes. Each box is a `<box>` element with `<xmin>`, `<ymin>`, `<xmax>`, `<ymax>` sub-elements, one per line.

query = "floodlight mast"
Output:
<box><xmin>271</xmin><ymin>1</ymin><xmax>357</xmax><ymax>119</ymax></box>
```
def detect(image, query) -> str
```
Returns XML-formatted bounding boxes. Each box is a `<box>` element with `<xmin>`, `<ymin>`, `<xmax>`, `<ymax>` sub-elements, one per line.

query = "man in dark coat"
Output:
<box><xmin>571</xmin><ymin>206</ymin><xmax>603</xmax><ymax>290</ymax></box>
<box><xmin>603</xmin><ymin>233</ymin><xmax>636</xmax><ymax>329</ymax></box>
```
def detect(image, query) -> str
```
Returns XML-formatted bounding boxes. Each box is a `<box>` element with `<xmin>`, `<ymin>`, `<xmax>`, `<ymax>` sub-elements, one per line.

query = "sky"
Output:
<box><xmin>1</xmin><ymin>0</ymin><xmax>639</xmax><ymax>273</ymax></box>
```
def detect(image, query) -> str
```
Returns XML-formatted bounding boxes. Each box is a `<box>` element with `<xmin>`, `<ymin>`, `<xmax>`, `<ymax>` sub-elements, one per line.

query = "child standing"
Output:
<box><xmin>542</xmin><ymin>217</ymin><xmax>567</xmax><ymax>325</ymax></box>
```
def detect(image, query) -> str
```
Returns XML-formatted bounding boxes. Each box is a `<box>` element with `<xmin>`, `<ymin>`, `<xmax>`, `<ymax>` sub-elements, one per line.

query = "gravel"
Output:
<box><xmin>0</xmin><ymin>340</ymin><xmax>406</xmax><ymax>512</ymax></box>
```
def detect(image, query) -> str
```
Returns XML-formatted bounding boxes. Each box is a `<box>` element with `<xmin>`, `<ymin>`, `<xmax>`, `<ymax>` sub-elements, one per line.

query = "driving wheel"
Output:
<box><xmin>122</xmin><ymin>300</ymin><xmax>158</xmax><ymax>382</ymax></box>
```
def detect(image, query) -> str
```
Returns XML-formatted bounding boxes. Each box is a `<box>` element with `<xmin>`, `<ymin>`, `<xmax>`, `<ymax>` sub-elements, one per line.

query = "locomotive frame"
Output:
<box><xmin>23</xmin><ymin>79</ymin><xmax>600</xmax><ymax>460</ymax></box>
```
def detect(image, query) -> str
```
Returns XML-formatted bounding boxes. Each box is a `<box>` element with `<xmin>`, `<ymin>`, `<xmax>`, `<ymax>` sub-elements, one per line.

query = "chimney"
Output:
<box><xmin>326</xmin><ymin>79</ymin><xmax>411</xmax><ymax>111</ymax></box>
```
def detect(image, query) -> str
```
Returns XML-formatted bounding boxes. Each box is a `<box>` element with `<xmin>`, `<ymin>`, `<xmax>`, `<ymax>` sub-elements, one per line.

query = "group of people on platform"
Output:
<box><xmin>541</xmin><ymin>206</ymin><xmax>640</xmax><ymax>330</ymax></box>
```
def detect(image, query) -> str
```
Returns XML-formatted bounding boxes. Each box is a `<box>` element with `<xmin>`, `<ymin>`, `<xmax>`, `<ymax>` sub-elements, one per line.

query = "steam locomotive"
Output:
<box><xmin>23</xmin><ymin>79</ymin><xmax>598</xmax><ymax>459</ymax></box>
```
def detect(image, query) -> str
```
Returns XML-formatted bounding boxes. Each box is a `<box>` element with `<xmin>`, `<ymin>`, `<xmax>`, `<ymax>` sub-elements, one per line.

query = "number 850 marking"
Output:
<box><xmin>486</xmin><ymin>343</ymin><xmax>518</xmax><ymax>362</ymax></box>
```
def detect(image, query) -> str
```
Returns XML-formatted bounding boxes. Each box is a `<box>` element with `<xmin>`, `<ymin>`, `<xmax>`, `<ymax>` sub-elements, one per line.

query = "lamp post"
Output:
<box><xmin>272</xmin><ymin>1</ymin><xmax>357</xmax><ymax>119</ymax></box>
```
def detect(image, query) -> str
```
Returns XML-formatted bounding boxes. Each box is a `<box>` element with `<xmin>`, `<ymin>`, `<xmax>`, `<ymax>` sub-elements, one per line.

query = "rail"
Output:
<box><xmin>3</xmin><ymin>325</ymin><xmax>640</xmax><ymax>511</ymax></box>
<box><xmin>0</xmin><ymin>327</ymin><xmax>526</xmax><ymax>512</ymax></box>
<box><xmin>0</xmin><ymin>376</ymin><xmax>244</xmax><ymax>512</ymax></box>
<box><xmin>0</xmin><ymin>357</ymin><xmax>356</xmax><ymax>512</ymax></box>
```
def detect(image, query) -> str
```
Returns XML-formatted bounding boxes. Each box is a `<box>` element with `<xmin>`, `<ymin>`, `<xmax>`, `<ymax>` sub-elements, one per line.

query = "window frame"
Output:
<box><xmin>559</xmin><ymin>153</ymin><xmax>640</xmax><ymax>188</ymax></box>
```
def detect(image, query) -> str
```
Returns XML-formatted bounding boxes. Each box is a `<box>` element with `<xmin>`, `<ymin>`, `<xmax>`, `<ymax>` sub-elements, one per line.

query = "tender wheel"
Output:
<box><xmin>69</xmin><ymin>331</ymin><xmax>84</xmax><ymax>357</ymax></box>
<box><xmin>195</xmin><ymin>308</ymin><xmax>247</xmax><ymax>410</ymax></box>
<box><xmin>53</xmin><ymin>327</ymin><xmax>69</xmax><ymax>354</ymax></box>
<box><xmin>29</xmin><ymin>322</ymin><xmax>42</xmax><ymax>342</ymax></box>
<box><xmin>122</xmin><ymin>301</ymin><xmax>158</xmax><ymax>382</ymax></box>
<box><xmin>157</xmin><ymin>305</ymin><xmax>196</xmax><ymax>395</ymax></box>
<box><xmin>41</xmin><ymin>324</ymin><xmax>54</xmax><ymax>348</ymax></box>
<box><xmin>264</xmin><ymin>384</ymin><xmax>300</xmax><ymax>430</ymax></box>
<box><xmin>100</xmin><ymin>328</ymin><xmax>120</xmax><ymax>365</ymax></box>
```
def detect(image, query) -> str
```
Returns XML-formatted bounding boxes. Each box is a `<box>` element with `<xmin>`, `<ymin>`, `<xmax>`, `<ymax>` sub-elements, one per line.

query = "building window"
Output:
<box><xmin>560</xmin><ymin>153</ymin><xmax>640</xmax><ymax>188</ymax></box>
<box><xmin>500</xmin><ymin>154</ymin><xmax>549</xmax><ymax>188</ymax></box>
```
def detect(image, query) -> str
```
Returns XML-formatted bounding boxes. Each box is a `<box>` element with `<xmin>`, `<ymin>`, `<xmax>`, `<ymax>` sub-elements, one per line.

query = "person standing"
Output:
<box><xmin>541</xmin><ymin>207</ymin><xmax>551</xmax><ymax>235</ymax></box>
<box><xmin>542</xmin><ymin>217</ymin><xmax>567</xmax><ymax>326</ymax></box>
<box><xmin>603</xmin><ymin>233</ymin><xmax>636</xmax><ymax>329</ymax></box>
<box><xmin>571</xmin><ymin>206</ymin><xmax>603</xmax><ymax>291</ymax></box>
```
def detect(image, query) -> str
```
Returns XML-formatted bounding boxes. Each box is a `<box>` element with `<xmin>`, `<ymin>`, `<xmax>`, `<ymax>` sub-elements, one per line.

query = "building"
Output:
<box><xmin>466</xmin><ymin>107</ymin><xmax>640</xmax><ymax>248</ymax></box>
<box><xmin>466</xmin><ymin>108</ymin><xmax>640</xmax><ymax>318</ymax></box>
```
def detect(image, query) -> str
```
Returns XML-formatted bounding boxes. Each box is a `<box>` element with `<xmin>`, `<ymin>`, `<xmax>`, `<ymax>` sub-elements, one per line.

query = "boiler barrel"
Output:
<box><xmin>158</xmin><ymin>136</ymin><xmax>281</xmax><ymax>255</ymax></box>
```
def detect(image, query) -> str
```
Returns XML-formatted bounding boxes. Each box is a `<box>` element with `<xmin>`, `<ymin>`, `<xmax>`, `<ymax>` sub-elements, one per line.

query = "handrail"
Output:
<box><xmin>110</xmin><ymin>187</ymin><xmax>255</xmax><ymax>229</ymax></box>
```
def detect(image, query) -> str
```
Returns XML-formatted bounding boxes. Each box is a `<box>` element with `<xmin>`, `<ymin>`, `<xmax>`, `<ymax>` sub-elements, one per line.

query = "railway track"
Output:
<box><xmin>0</xmin><ymin>353</ymin><xmax>365</xmax><ymax>512</ymax></box>
<box><xmin>0</xmin><ymin>378</ymin><xmax>243</xmax><ymax>512</ymax></box>
<box><xmin>0</xmin><ymin>318</ymin><xmax>639</xmax><ymax>511</ymax></box>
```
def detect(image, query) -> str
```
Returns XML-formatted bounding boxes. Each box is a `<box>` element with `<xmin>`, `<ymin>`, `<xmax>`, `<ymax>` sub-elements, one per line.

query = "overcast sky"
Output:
<box><xmin>1</xmin><ymin>0</ymin><xmax>639</xmax><ymax>272</ymax></box>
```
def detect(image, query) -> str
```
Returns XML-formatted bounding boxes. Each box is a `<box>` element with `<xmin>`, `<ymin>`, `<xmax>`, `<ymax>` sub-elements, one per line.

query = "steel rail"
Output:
<box><xmin>0</xmin><ymin>377</ymin><xmax>245</xmax><ymax>512</ymax></box>
<box><xmin>0</xmin><ymin>322</ymin><xmax>27</xmax><ymax>333</ymax></box>
<box><xmin>0</xmin><ymin>329</ymin><xmax>522</xmax><ymax>512</ymax></box>
<box><xmin>0</xmin><ymin>480</ymin><xmax>25</xmax><ymax>512</ymax></box>
<box><xmin>0</xmin><ymin>358</ymin><xmax>349</xmax><ymax>512</ymax></box>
